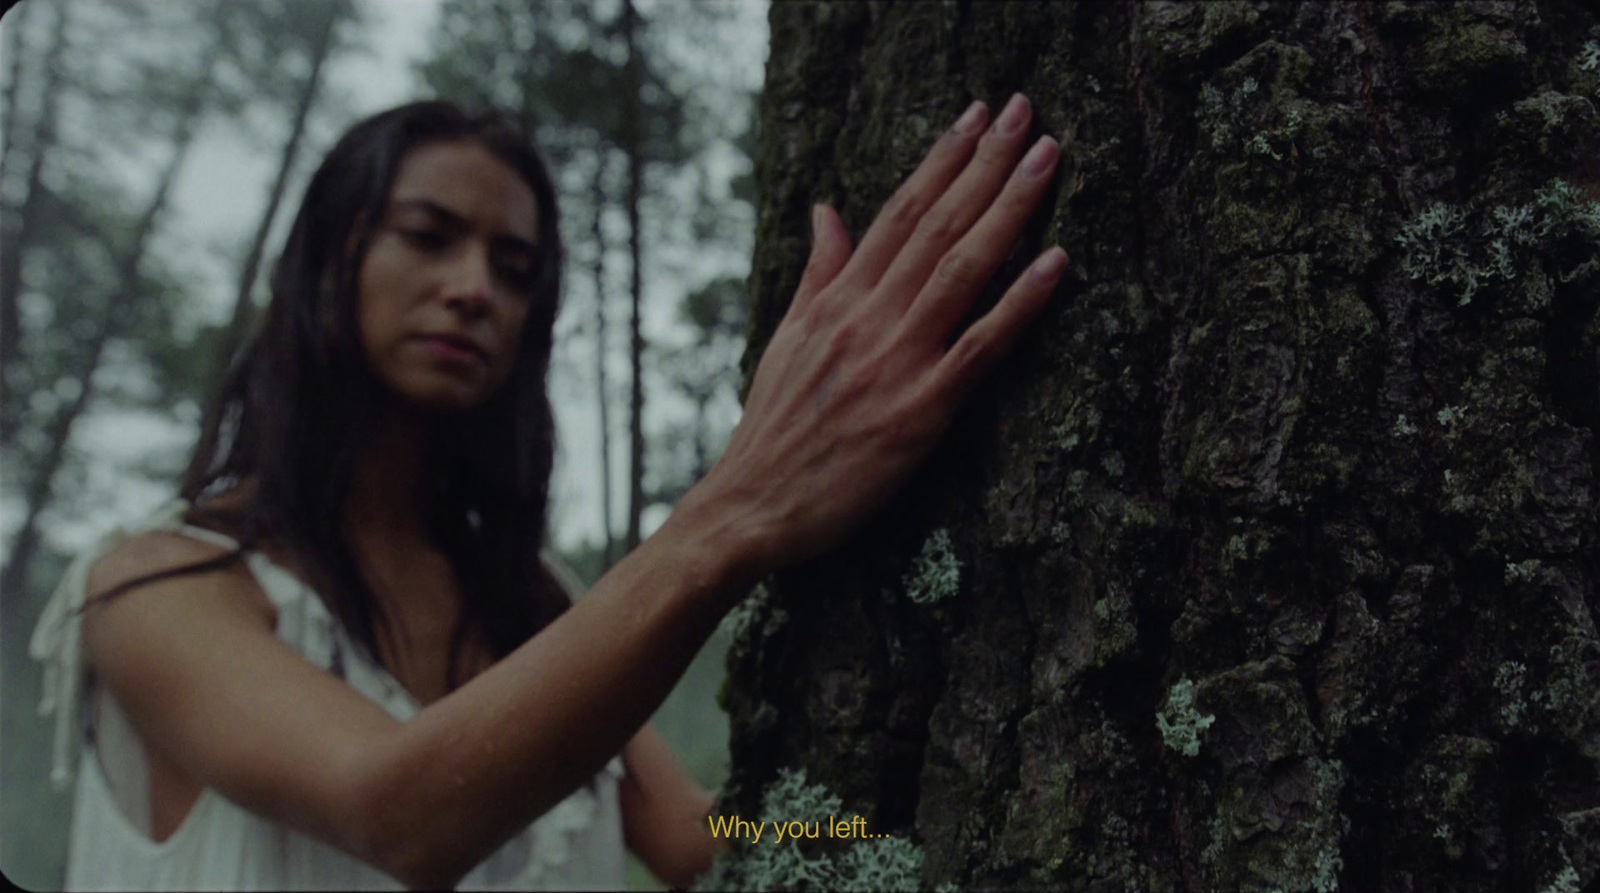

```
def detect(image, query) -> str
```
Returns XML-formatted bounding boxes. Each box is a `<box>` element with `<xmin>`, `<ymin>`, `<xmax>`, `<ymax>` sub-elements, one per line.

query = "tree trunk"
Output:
<box><xmin>591</xmin><ymin>147</ymin><xmax>617</xmax><ymax>568</ymax></box>
<box><xmin>0</xmin><ymin>0</ymin><xmax>35</xmax><ymax>187</ymax></box>
<box><xmin>622</xmin><ymin>0</ymin><xmax>647</xmax><ymax>553</ymax></box>
<box><xmin>0</xmin><ymin>22</ymin><xmax>219</xmax><ymax>607</ymax></box>
<box><xmin>718</xmin><ymin>3</ymin><xmax>1600</xmax><ymax>891</ymax></box>
<box><xmin>210</xmin><ymin>0</ymin><xmax>344</xmax><ymax>380</ymax></box>
<box><xmin>0</xmin><ymin>0</ymin><xmax>70</xmax><ymax>437</ymax></box>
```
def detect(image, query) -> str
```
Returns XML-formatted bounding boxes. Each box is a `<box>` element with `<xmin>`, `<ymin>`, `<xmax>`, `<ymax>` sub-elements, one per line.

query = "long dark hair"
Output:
<box><xmin>107</xmin><ymin>101</ymin><xmax>571</xmax><ymax>685</ymax></box>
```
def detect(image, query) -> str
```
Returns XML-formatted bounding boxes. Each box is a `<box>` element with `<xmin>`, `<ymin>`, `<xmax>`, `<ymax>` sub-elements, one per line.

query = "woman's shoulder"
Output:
<box><xmin>83</xmin><ymin>527</ymin><xmax>277</xmax><ymax>633</ymax></box>
<box><xmin>87</xmin><ymin>528</ymin><xmax>235</xmax><ymax>591</ymax></box>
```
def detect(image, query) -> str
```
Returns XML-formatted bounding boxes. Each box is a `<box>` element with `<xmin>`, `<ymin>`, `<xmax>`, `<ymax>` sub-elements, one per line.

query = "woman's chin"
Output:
<box><xmin>384</xmin><ymin>380</ymin><xmax>497</xmax><ymax>415</ymax></box>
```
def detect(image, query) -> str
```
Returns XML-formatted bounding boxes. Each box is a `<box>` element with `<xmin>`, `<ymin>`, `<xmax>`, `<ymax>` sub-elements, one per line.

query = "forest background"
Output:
<box><xmin>0</xmin><ymin>1</ymin><xmax>766</xmax><ymax>889</ymax></box>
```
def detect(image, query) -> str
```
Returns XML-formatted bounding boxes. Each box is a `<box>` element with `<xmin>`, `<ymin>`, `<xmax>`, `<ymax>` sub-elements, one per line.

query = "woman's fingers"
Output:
<box><xmin>931</xmin><ymin>246</ymin><xmax>1067</xmax><ymax>404</ymax></box>
<box><xmin>871</xmin><ymin>93</ymin><xmax>1037</xmax><ymax>314</ymax></box>
<box><xmin>839</xmin><ymin>100</ymin><xmax>989</xmax><ymax>290</ymax></box>
<box><xmin>703</xmin><ymin>94</ymin><xmax>1065</xmax><ymax>570</ymax></box>
<box><xmin>908</xmin><ymin>134</ymin><xmax>1060</xmax><ymax>342</ymax></box>
<box><xmin>789</xmin><ymin>204</ymin><xmax>854</xmax><ymax>317</ymax></box>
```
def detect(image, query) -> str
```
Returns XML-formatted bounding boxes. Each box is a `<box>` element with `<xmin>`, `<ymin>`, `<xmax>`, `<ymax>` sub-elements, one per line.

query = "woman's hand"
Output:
<box><xmin>686</xmin><ymin>93</ymin><xmax>1065</xmax><ymax>572</ymax></box>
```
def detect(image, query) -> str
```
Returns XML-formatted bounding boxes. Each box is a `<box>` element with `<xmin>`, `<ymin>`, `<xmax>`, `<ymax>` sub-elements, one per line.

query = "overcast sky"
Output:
<box><xmin>3</xmin><ymin>0</ymin><xmax>770</xmax><ymax>556</ymax></box>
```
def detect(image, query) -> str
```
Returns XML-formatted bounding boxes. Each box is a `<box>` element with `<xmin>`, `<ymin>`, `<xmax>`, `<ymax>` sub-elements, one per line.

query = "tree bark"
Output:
<box><xmin>591</xmin><ymin>147</ymin><xmax>617</xmax><ymax>568</ymax></box>
<box><xmin>622</xmin><ymin>0</ymin><xmax>647</xmax><ymax>553</ymax></box>
<box><xmin>0</xmin><ymin>0</ymin><xmax>35</xmax><ymax>188</ymax></box>
<box><xmin>721</xmin><ymin>2</ymin><xmax>1600</xmax><ymax>890</ymax></box>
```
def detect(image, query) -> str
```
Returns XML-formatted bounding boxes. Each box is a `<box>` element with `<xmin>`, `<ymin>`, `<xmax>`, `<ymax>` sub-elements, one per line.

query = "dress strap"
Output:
<box><xmin>27</xmin><ymin>500</ymin><xmax>272</xmax><ymax>789</ymax></box>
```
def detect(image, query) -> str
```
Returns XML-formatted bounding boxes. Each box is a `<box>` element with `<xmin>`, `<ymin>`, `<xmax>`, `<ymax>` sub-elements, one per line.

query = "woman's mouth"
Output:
<box><xmin>417</xmin><ymin>334</ymin><xmax>488</xmax><ymax>366</ymax></box>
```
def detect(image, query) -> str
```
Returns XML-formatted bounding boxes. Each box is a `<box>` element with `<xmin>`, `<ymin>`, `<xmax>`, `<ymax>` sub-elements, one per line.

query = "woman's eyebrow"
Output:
<box><xmin>388</xmin><ymin>197</ymin><xmax>538</xmax><ymax>253</ymax></box>
<box><xmin>389</xmin><ymin>197</ymin><xmax>466</xmax><ymax>224</ymax></box>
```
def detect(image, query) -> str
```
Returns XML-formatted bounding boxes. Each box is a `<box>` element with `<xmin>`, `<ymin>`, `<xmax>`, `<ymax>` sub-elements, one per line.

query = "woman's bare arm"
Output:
<box><xmin>86</xmin><ymin>500</ymin><xmax>752</xmax><ymax>889</ymax></box>
<box><xmin>83</xmin><ymin>94</ymin><xmax>1064</xmax><ymax>890</ymax></box>
<box><xmin>620</xmin><ymin>725</ymin><xmax>724</xmax><ymax>888</ymax></box>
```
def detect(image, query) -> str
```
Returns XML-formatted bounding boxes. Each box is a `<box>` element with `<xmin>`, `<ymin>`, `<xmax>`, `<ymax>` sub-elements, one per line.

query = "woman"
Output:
<box><xmin>32</xmin><ymin>94</ymin><xmax>1063</xmax><ymax>890</ymax></box>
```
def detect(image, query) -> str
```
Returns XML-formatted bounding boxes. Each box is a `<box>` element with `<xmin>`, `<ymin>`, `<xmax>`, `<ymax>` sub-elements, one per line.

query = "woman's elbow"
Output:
<box><xmin>352</xmin><ymin>799</ymin><xmax>474</xmax><ymax>890</ymax></box>
<box><xmin>342</xmin><ymin>757</ymin><xmax>474</xmax><ymax>890</ymax></box>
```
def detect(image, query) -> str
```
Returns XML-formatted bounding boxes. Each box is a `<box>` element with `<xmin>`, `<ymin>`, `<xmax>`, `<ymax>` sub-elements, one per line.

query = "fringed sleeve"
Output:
<box><xmin>26</xmin><ymin>501</ymin><xmax>195</xmax><ymax>788</ymax></box>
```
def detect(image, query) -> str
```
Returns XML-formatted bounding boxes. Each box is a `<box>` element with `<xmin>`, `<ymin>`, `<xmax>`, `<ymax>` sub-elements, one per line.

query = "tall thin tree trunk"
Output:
<box><xmin>717</xmin><ymin>3</ymin><xmax>1600</xmax><ymax>891</ymax></box>
<box><xmin>591</xmin><ymin>148</ymin><xmax>616</xmax><ymax>568</ymax></box>
<box><xmin>211</xmin><ymin>0</ymin><xmax>343</xmax><ymax>379</ymax></box>
<box><xmin>0</xmin><ymin>0</ymin><xmax>69</xmax><ymax>438</ymax></box>
<box><xmin>621</xmin><ymin>0</ymin><xmax>646</xmax><ymax>553</ymax></box>
<box><xmin>0</xmin><ymin>0</ymin><xmax>35</xmax><ymax>184</ymax></box>
<box><xmin>692</xmin><ymin>388</ymin><xmax>708</xmax><ymax>482</ymax></box>
<box><xmin>0</xmin><ymin>21</ymin><xmax>220</xmax><ymax>604</ymax></box>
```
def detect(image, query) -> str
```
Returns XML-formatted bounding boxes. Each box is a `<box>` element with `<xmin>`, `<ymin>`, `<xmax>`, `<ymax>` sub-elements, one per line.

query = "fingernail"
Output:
<box><xmin>1022</xmin><ymin>136</ymin><xmax>1058</xmax><ymax>176</ymax></box>
<box><xmin>953</xmin><ymin>101</ymin><xmax>985</xmax><ymax>134</ymax></box>
<box><xmin>1033</xmin><ymin>247</ymin><xmax>1067</xmax><ymax>279</ymax></box>
<box><xmin>995</xmin><ymin>93</ymin><xmax>1028</xmax><ymax>134</ymax></box>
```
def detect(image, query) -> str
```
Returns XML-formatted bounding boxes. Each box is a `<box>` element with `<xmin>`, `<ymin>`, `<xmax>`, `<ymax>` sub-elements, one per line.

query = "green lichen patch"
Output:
<box><xmin>1194</xmin><ymin>40</ymin><xmax>1320</xmax><ymax>176</ymax></box>
<box><xmin>1157</xmin><ymin>677</ymin><xmax>1215</xmax><ymax>757</ymax></box>
<box><xmin>1529</xmin><ymin>634</ymin><xmax>1600</xmax><ymax>761</ymax></box>
<box><xmin>1202</xmin><ymin>757</ymin><xmax>1348</xmax><ymax>893</ymax></box>
<box><xmin>1395</xmin><ymin>178</ymin><xmax>1600</xmax><ymax>306</ymax></box>
<box><xmin>1493</xmin><ymin>660</ymin><xmax>1529</xmax><ymax>729</ymax></box>
<box><xmin>1402</xmin><ymin>736</ymin><xmax>1504</xmax><ymax>866</ymax></box>
<box><xmin>904</xmin><ymin>528</ymin><xmax>961</xmax><ymax>605</ymax></box>
<box><xmin>719</xmin><ymin>582</ymin><xmax>791</xmax><ymax>688</ymax></box>
<box><xmin>1199</xmin><ymin>75</ymin><xmax>1308</xmax><ymax>165</ymax></box>
<box><xmin>720</xmin><ymin>582</ymin><xmax>782</xmax><ymax>644</ymax></box>
<box><xmin>1386</xmin><ymin>2</ymin><xmax>1532</xmax><ymax>96</ymax></box>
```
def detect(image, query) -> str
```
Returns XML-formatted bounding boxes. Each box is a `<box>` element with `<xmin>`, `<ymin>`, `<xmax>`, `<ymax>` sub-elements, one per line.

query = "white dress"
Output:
<box><xmin>29</xmin><ymin>502</ymin><xmax>627</xmax><ymax>891</ymax></box>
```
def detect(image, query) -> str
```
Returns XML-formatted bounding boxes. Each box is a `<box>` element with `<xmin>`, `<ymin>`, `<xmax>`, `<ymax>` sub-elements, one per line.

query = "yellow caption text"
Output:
<box><xmin>707</xmin><ymin>815</ymin><xmax>890</xmax><ymax>842</ymax></box>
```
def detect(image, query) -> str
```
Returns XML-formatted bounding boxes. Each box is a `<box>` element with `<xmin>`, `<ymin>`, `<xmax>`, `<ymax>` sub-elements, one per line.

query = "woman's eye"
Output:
<box><xmin>401</xmin><ymin>228</ymin><xmax>446</xmax><ymax>249</ymax></box>
<box><xmin>495</xmin><ymin>255</ymin><xmax>539</xmax><ymax>290</ymax></box>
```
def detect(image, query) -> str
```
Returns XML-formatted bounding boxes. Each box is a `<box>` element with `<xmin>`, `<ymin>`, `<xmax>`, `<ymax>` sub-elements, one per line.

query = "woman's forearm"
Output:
<box><xmin>622</xmin><ymin>725</ymin><xmax>726</xmax><ymax>888</ymax></box>
<box><xmin>355</xmin><ymin>489</ymin><xmax>757</xmax><ymax>888</ymax></box>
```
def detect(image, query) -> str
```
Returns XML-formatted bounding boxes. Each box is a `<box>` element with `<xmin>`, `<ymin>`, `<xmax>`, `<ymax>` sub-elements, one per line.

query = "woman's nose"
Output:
<box><xmin>443</xmin><ymin>247</ymin><xmax>494</xmax><ymax>317</ymax></box>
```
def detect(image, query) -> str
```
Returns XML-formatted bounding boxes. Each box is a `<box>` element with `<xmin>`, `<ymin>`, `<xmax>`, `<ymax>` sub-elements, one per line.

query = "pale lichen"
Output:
<box><xmin>1494</xmin><ymin>661</ymin><xmax>1528</xmax><ymax>728</ymax></box>
<box><xmin>1197</xmin><ymin>74</ymin><xmax>1304</xmax><ymax>163</ymax></box>
<box><xmin>904</xmin><ymin>528</ymin><xmax>961</xmax><ymax>604</ymax></box>
<box><xmin>1539</xmin><ymin>858</ymin><xmax>1582</xmax><ymax>893</ymax></box>
<box><xmin>1503</xmin><ymin>558</ymin><xmax>1542</xmax><ymax>584</ymax></box>
<box><xmin>1396</xmin><ymin>178</ymin><xmax>1600</xmax><ymax>304</ymax></box>
<box><xmin>1156</xmin><ymin>677</ymin><xmax>1215</xmax><ymax>757</ymax></box>
<box><xmin>1579</xmin><ymin>39</ymin><xmax>1600</xmax><ymax>72</ymax></box>
<box><xmin>720</xmin><ymin>582</ymin><xmax>780</xmax><ymax>642</ymax></box>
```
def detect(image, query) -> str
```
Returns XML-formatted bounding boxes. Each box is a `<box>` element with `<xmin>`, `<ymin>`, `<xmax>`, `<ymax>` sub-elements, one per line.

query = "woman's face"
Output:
<box><xmin>356</xmin><ymin>139</ymin><xmax>542</xmax><ymax>413</ymax></box>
